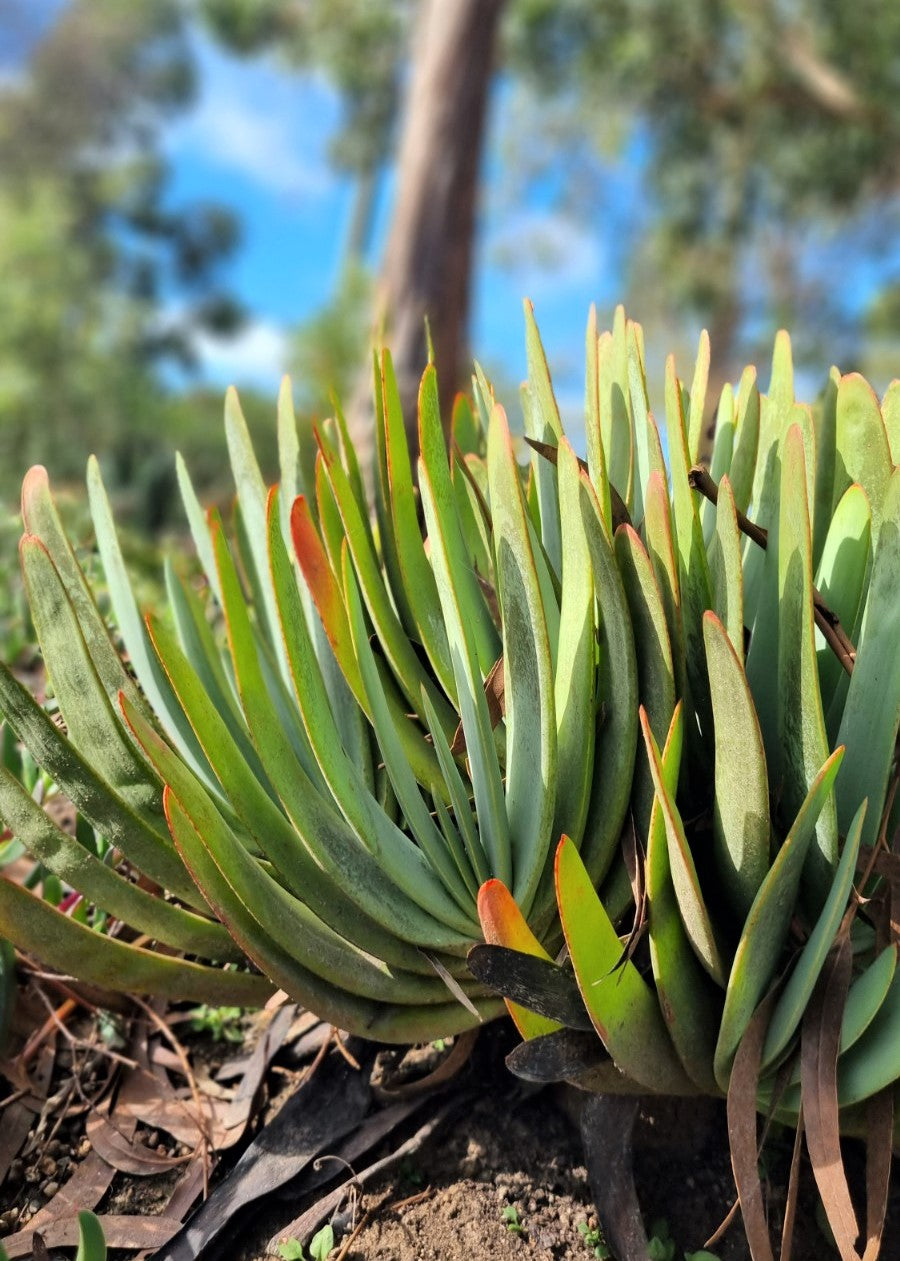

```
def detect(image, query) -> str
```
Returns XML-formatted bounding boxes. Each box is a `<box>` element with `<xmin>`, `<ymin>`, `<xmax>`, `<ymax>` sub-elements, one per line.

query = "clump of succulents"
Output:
<box><xmin>0</xmin><ymin>303</ymin><xmax>896</xmax><ymax>1258</ymax></box>
<box><xmin>469</xmin><ymin>311</ymin><xmax>899</xmax><ymax>1261</ymax></box>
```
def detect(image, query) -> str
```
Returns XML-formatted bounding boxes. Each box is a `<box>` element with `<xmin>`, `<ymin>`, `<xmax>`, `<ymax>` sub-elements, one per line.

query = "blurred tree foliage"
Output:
<box><xmin>204</xmin><ymin>0</ymin><xmax>900</xmax><ymax>439</ymax></box>
<box><xmin>0</xmin><ymin>0</ymin><xmax>247</xmax><ymax>509</ymax></box>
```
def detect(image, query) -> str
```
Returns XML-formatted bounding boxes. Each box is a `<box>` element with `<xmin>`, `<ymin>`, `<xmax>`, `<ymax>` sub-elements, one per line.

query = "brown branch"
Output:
<box><xmin>688</xmin><ymin>465</ymin><xmax>856</xmax><ymax>675</ymax></box>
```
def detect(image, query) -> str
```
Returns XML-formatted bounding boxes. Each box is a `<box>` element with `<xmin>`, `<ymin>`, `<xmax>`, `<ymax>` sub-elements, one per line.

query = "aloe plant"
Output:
<box><xmin>0</xmin><ymin>316</ymin><xmax>645</xmax><ymax>1042</ymax></box>
<box><xmin>468</xmin><ymin>313</ymin><xmax>899</xmax><ymax>1259</ymax></box>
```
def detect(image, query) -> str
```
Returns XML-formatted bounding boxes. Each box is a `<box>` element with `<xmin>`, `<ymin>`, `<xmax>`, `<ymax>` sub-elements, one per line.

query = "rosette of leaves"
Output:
<box><xmin>469</xmin><ymin>315</ymin><xmax>900</xmax><ymax>1259</ymax></box>
<box><xmin>0</xmin><ymin>312</ymin><xmax>634</xmax><ymax>1042</ymax></box>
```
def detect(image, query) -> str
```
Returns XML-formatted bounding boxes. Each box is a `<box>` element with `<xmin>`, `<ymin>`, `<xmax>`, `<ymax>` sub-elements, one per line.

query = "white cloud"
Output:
<box><xmin>194</xmin><ymin>319</ymin><xmax>290</xmax><ymax>389</ymax></box>
<box><xmin>167</xmin><ymin>30</ymin><xmax>339</xmax><ymax>199</ymax></box>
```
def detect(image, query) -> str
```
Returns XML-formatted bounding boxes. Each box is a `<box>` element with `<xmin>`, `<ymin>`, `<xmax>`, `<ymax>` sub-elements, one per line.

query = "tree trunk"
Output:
<box><xmin>350</xmin><ymin>0</ymin><xmax>506</xmax><ymax>473</ymax></box>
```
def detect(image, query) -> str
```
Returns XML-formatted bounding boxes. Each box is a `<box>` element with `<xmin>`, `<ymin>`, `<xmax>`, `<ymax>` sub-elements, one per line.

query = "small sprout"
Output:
<box><xmin>647</xmin><ymin>1219</ymin><xmax>676</xmax><ymax>1261</ymax></box>
<box><xmin>188</xmin><ymin>1004</ymin><xmax>244</xmax><ymax>1043</ymax></box>
<box><xmin>309</xmin><ymin>1224</ymin><xmax>335</xmax><ymax>1259</ymax></box>
<box><xmin>577</xmin><ymin>1219</ymin><xmax>611</xmax><ymax>1258</ymax></box>
<box><xmin>501</xmin><ymin>1204</ymin><xmax>524</xmax><ymax>1234</ymax></box>
<box><xmin>96</xmin><ymin>1009</ymin><xmax>126</xmax><ymax>1051</ymax></box>
<box><xmin>276</xmin><ymin>1242</ymin><xmax>305</xmax><ymax>1261</ymax></box>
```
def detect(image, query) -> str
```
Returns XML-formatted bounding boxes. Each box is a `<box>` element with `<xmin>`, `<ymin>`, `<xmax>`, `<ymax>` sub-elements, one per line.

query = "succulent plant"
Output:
<box><xmin>468</xmin><ymin>313</ymin><xmax>900</xmax><ymax>1260</ymax></box>
<box><xmin>0</xmin><ymin>311</ymin><xmax>645</xmax><ymax>1042</ymax></box>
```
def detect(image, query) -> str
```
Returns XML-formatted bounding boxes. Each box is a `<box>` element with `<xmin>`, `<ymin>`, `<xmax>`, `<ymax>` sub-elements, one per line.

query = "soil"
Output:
<box><xmin>3</xmin><ymin>1009</ymin><xmax>898</xmax><ymax>1261</ymax></box>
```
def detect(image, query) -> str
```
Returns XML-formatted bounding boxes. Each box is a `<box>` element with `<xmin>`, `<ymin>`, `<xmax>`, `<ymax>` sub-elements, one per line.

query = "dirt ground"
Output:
<box><xmin>3</xmin><ymin>1008</ymin><xmax>898</xmax><ymax>1261</ymax></box>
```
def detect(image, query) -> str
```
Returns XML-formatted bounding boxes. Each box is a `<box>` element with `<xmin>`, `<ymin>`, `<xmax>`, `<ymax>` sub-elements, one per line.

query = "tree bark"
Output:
<box><xmin>350</xmin><ymin>0</ymin><xmax>506</xmax><ymax>473</ymax></box>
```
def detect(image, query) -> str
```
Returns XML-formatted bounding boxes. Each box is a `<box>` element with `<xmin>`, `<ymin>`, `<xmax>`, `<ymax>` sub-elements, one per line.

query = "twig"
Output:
<box><xmin>688</xmin><ymin>465</ymin><xmax>856</xmax><ymax>675</ymax></box>
<box><xmin>129</xmin><ymin>994</ymin><xmax>215</xmax><ymax>1198</ymax></box>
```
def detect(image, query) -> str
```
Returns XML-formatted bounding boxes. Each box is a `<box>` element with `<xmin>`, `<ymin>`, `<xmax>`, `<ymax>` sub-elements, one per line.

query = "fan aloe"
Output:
<box><xmin>0</xmin><ymin>318</ymin><xmax>637</xmax><ymax>1042</ymax></box>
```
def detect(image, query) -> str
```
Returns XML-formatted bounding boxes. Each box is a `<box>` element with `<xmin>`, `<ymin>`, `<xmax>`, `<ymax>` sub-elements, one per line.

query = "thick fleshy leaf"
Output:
<box><xmin>835</xmin><ymin>467</ymin><xmax>900</xmax><ymax>851</ymax></box>
<box><xmin>343</xmin><ymin>556</ymin><xmax>478</xmax><ymax>913</ymax></box>
<box><xmin>703</xmin><ymin>612</ymin><xmax>769</xmax><ymax>918</ymax></box>
<box><xmin>0</xmin><ymin>767</ymin><xmax>238</xmax><ymax>961</ymax></box>
<box><xmin>419</xmin><ymin>429</ymin><xmax>510</xmax><ymax>887</ymax></box>
<box><xmin>664</xmin><ymin>355</ymin><xmax>713</xmax><ymax>751</ymax></box>
<box><xmin>87</xmin><ymin>458</ymin><xmax>216</xmax><ymax>789</ymax></box>
<box><xmin>640</xmin><ymin>709</ymin><xmax>727</xmax><ymax>986</ymax></box>
<box><xmin>762</xmin><ymin>800</ymin><xmax>865</xmax><ymax>1069</ymax></box>
<box><xmin>643</xmin><ymin>470</ymin><xmax>687</xmax><ymax>709</ymax></box>
<box><xmin>707</xmin><ymin>475</ymin><xmax>744</xmax><ymax>661</ymax></box>
<box><xmin>0</xmin><ymin>875</ymin><xmax>271</xmax><ymax>1006</ymax></box>
<box><xmin>578</xmin><ymin>470</ymin><xmax>639</xmax><ymax>882</ymax></box>
<box><xmin>701</xmin><ymin>383</ymin><xmax>735</xmax><ymax>546</ymax></box>
<box><xmin>20</xmin><ymin>466</ymin><xmax>152</xmax><ymax>722</ymax></box>
<box><xmin>714</xmin><ymin>747</ymin><xmax>845</xmax><ymax>1090</ymax></box>
<box><xmin>476</xmin><ymin>878</ymin><xmax>558</xmax><ymax>1038</ymax></box>
<box><xmin>556</xmin><ymin>835</ymin><xmax>697</xmax><ymax>1095</ymax></box>
<box><xmin>833</xmin><ymin>373</ymin><xmax>893</xmax><ymax>547</ymax></box>
<box><xmin>488</xmin><ymin>405</ymin><xmax>556</xmax><ymax>912</ymax></box>
<box><xmin>814</xmin><ymin>484</ymin><xmax>872</xmax><ymax>730</ymax></box>
<box><xmin>778</xmin><ymin>423</ymin><xmax>837</xmax><ymax>904</ymax></box>
<box><xmin>598</xmin><ymin>307</ymin><xmax>634</xmax><ymax>511</ymax></box>
<box><xmin>552</xmin><ymin>440</ymin><xmax>595</xmax><ymax>849</ymax></box>
<box><xmin>164</xmin><ymin>791</ymin><xmax>496</xmax><ymax>1043</ymax></box>
<box><xmin>645</xmin><ymin>704</ymin><xmax>720</xmax><ymax>1094</ymax></box>
<box><xmin>727</xmin><ymin>365</ymin><xmax>760</xmax><ymax>515</ymax></box>
<box><xmin>0</xmin><ymin>661</ymin><xmax>199</xmax><ymax>907</ymax></box>
<box><xmin>523</xmin><ymin>300</ymin><xmax>563</xmax><ymax>576</ymax></box>
<box><xmin>584</xmin><ymin>306</ymin><xmax>612</xmax><ymax>533</ymax></box>
<box><xmin>615</xmin><ymin>524</ymin><xmax>675</xmax><ymax>843</ymax></box>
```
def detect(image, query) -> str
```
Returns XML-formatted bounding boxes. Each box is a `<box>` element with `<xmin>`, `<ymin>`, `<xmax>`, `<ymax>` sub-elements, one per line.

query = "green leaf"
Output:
<box><xmin>707</xmin><ymin>475</ymin><xmax>744</xmax><ymax>662</ymax></box>
<box><xmin>556</xmin><ymin>836</ymin><xmax>696</xmax><ymax>1094</ymax></box>
<box><xmin>703</xmin><ymin>612</ymin><xmax>769</xmax><ymax>919</ymax></box>
<box><xmin>640</xmin><ymin>709</ymin><xmax>727</xmax><ymax>987</ymax></box>
<box><xmin>488</xmin><ymin>404</ymin><xmax>557</xmax><ymax>913</ymax></box>
<box><xmin>523</xmin><ymin>300</ymin><xmax>563</xmax><ymax>576</ymax></box>
<box><xmin>813</xmin><ymin>484</ymin><xmax>871</xmax><ymax>729</ymax></box>
<box><xmin>584</xmin><ymin>305</ymin><xmax>612</xmax><ymax>533</ymax></box>
<box><xmin>87</xmin><ymin>458</ymin><xmax>216</xmax><ymax>789</ymax></box>
<box><xmin>834</xmin><ymin>467</ymin><xmax>900</xmax><ymax>851</ymax></box>
<box><xmin>645</xmin><ymin>704</ymin><xmax>720</xmax><ymax>1094</ymax></box>
<box><xmin>598</xmin><ymin>307</ymin><xmax>634</xmax><ymax>511</ymax></box>
<box><xmin>0</xmin><ymin>765</ymin><xmax>240</xmax><ymax>961</ymax></box>
<box><xmin>777</xmin><ymin>423</ymin><xmax>836</xmax><ymax>904</ymax></box>
<box><xmin>20</xmin><ymin>466</ymin><xmax>152</xmax><ymax>722</ymax></box>
<box><xmin>762</xmin><ymin>799</ymin><xmax>865</xmax><ymax>1069</ymax></box>
<box><xmin>615</xmin><ymin>524</ymin><xmax>675</xmax><ymax>844</ymax></box>
<box><xmin>664</xmin><ymin>355</ymin><xmax>713</xmax><ymax>756</ymax></box>
<box><xmin>0</xmin><ymin>660</ymin><xmax>199</xmax><ymax>908</ymax></box>
<box><xmin>833</xmin><ymin>373</ymin><xmax>893</xmax><ymax>547</ymax></box>
<box><xmin>19</xmin><ymin>538</ymin><xmax>199</xmax><ymax>902</ymax></box>
<box><xmin>700</xmin><ymin>384</ymin><xmax>735</xmax><ymax>547</ymax></box>
<box><xmin>75</xmin><ymin>1210</ymin><xmax>106</xmax><ymax>1261</ymax></box>
<box><xmin>0</xmin><ymin>874</ymin><xmax>272</xmax><ymax>1006</ymax></box>
<box><xmin>578</xmin><ymin>469</ymin><xmax>639</xmax><ymax>883</ymax></box>
<box><xmin>310</xmin><ymin>1225</ymin><xmax>335</xmax><ymax>1260</ymax></box>
<box><xmin>343</xmin><ymin>554</ymin><xmax>479</xmax><ymax>914</ymax></box>
<box><xmin>552</xmin><ymin>440</ymin><xmax>596</xmax><ymax>850</ymax></box>
<box><xmin>419</xmin><ymin>430</ymin><xmax>510</xmax><ymax>888</ymax></box>
<box><xmin>714</xmin><ymin>747</ymin><xmax>845</xmax><ymax>1090</ymax></box>
<box><xmin>727</xmin><ymin>366</ymin><xmax>760</xmax><ymax>516</ymax></box>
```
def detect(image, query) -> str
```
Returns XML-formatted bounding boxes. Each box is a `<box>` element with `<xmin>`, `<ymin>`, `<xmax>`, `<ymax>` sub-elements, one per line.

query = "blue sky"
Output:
<box><xmin>161</xmin><ymin>27</ymin><xmax>631</xmax><ymax>431</ymax></box>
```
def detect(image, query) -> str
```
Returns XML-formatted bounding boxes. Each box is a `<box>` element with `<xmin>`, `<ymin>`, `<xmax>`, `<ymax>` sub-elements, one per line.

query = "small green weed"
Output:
<box><xmin>276</xmin><ymin>1225</ymin><xmax>335</xmax><ymax>1260</ymax></box>
<box><xmin>577</xmin><ymin>1218</ymin><xmax>611</xmax><ymax>1257</ymax></box>
<box><xmin>188</xmin><ymin>1004</ymin><xmax>244</xmax><ymax>1043</ymax></box>
<box><xmin>501</xmin><ymin>1204</ymin><xmax>524</xmax><ymax>1234</ymax></box>
<box><xmin>647</xmin><ymin>1219</ymin><xmax>676</xmax><ymax>1261</ymax></box>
